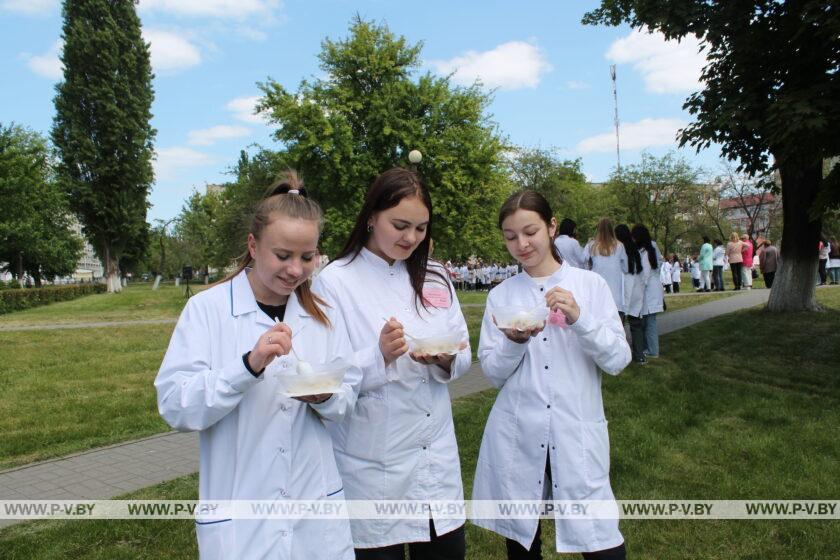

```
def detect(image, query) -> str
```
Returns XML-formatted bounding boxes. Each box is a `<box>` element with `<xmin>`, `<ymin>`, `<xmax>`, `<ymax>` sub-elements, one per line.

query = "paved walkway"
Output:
<box><xmin>0</xmin><ymin>287</ymin><xmax>778</xmax><ymax>527</ymax></box>
<box><xmin>0</xmin><ymin>318</ymin><xmax>177</xmax><ymax>332</ymax></box>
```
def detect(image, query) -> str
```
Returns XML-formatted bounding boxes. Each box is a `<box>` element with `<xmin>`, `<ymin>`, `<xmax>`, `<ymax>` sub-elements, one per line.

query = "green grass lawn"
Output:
<box><xmin>2</xmin><ymin>291</ymin><xmax>838</xmax><ymax>558</ymax></box>
<box><xmin>663</xmin><ymin>291</ymin><xmax>737</xmax><ymax>312</ymax></box>
<box><xmin>0</xmin><ymin>283</ymin><xmax>199</xmax><ymax>326</ymax></box>
<box><xmin>0</xmin><ymin>283</ymin><xmax>775</xmax><ymax>469</ymax></box>
<box><xmin>0</xmin><ymin>324</ymin><xmax>173</xmax><ymax>469</ymax></box>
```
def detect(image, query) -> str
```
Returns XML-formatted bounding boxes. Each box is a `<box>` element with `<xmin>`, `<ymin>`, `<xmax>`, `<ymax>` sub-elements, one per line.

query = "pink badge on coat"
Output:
<box><xmin>422</xmin><ymin>288</ymin><xmax>450</xmax><ymax>308</ymax></box>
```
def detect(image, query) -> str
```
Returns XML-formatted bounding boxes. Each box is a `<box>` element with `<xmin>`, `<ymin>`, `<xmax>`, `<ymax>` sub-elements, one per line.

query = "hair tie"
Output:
<box><xmin>288</xmin><ymin>189</ymin><xmax>299</xmax><ymax>195</ymax></box>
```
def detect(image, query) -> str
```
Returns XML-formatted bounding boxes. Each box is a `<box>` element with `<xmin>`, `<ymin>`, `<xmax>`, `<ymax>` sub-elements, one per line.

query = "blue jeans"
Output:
<box><xmin>643</xmin><ymin>313</ymin><xmax>659</xmax><ymax>357</ymax></box>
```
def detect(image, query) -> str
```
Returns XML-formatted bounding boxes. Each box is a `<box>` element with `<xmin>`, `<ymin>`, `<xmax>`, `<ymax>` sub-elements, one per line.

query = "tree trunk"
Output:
<box><xmin>103</xmin><ymin>243</ymin><xmax>122</xmax><ymax>293</ymax></box>
<box><xmin>766</xmin><ymin>159</ymin><xmax>822</xmax><ymax>311</ymax></box>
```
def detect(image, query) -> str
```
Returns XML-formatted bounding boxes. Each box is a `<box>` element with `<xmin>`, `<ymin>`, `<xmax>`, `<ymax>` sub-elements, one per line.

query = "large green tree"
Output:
<box><xmin>507</xmin><ymin>147</ymin><xmax>620</xmax><ymax>239</ymax></box>
<box><xmin>0</xmin><ymin>123</ymin><xmax>82</xmax><ymax>285</ymax></box>
<box><xmin>584</xmin><ymin>1</ymin><xmax>840</xmax><ymax>311</ymax></box>
<box><xmin>52</xmin><ymin>0</ymin><xmax>155</xmax><ymax>293</ymax></box>
<box><xmin>607</xmin><ymin>151</ymin><xmax>704</xmax><ymax>256</ymax></box>
<box><xmin>257</xmin><ymin>16</ymin><xmax>511</xmax><ymax>261</ymax></box>
<box><xmin>208</xmin><ymin>148</ymin><xmax>293</xmax><ymax>271</ymax></box>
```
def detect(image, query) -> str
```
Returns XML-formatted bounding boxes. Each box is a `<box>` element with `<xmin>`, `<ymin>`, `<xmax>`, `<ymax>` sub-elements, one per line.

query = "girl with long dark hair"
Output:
<box><xmin>314</xmin><ymin>167</ymin><xmax>471</xmax><ymax>559</ymax></box>
<box><xmin>473</xmin><ymin>190</ymin><xmax>630</xmax><ymax>560</ymax></box>
<box><xmin>615</xmin><ymin>224</ymin><xmax>647</xmax><ymax>363</ymax></box>
<box><xmin>630</xmin><ymin>224</ymin><xmax>664</xmax><ymax>359</ymax></box>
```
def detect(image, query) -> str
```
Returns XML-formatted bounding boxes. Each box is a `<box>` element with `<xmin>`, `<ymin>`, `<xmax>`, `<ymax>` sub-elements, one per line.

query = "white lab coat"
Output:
<box><xmin>671</xmin><ymin>261</ymin><xmax>682</xmax><ymax>283</ymax></box>
<box><xmin>622</xmin><ymin>256</ymin><xmax>649</xmax><ymax>319</ymax></box>
<box><xmin>554</xmin><ymin>235</ymin><xmax>586</xmax><ymax>268</ymax></box>
<box><xmin>313</xmin><ymin>248</ymin><xmax>472</xmax><ymax>548</ymax></box>
<box><xmin>472</xmin><ymin>264</ymin><xmax>631</xmax><ymax>553</ymax></box>
<box><xmin>659</xmin><ymin>261</ymin><xmax>672</xmax><ymax>286</ymax></box>
<box><xmin>583</xmin><ymin>242</ymin><xmax>627</xmax><ymax>313</ymax></box>
<box><xmin>155</xmin><ymin>270</ymin><xmax>360</xmax><ymax>560</ymax></box>
<box><xmin>640</xmin><ymin>244</ymin><xmax>665</xmax><ymax>316</ymax></box>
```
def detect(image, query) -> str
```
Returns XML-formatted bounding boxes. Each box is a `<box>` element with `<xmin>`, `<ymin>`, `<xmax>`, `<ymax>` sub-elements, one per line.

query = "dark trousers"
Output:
<box><xmin>505</xmin><ymin>527</ymin><xmax>626</xmax><ymax>560</ymax></box>
<box><xmin>713</xmin><ymin>266</ymin><xmax>724</xmax><ymax>290</ymax></box>
<box><xmin>730</xmin><ymin>263</ymin><xmax>743</xmax><ymax>290</ymax></box>
<box><xmin>763</xmin><ymin>271</ymin><xmax>775</xmax><ymax>289</ymax></box>
<box><xmin>819</xmin><ymin>259</ymin><xmax>827</xmax><ymax>284</ymax></box>
<box><xmin>627</xmin><ymin>315</ymin><xmax>645</xmax><ymax>361</ymax></box>
<box><xmin>355</xmin><ymin>521</ymin><xmax>466</xmax><ymax>560</ymax></box>
<box><xmin>672</xmin><ymin>281</ymin><xmax>680</xmax><ymax>293</ymax></box>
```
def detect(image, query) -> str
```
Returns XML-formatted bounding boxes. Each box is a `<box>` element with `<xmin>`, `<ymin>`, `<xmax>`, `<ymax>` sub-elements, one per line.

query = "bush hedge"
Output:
<box><xmin>0</xmin><ymin>284</ymin><xmax>107</xmax><ymax>315</ymax></box>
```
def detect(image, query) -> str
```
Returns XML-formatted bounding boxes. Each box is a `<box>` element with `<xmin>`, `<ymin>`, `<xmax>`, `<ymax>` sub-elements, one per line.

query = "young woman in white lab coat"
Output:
<box><xmin>582</xmin><ymin>217</ymin><xmax>627</xmax><ymax>317</ymax></box>
<box><xmin>631</xmin><ymin>224</ymin><xmax>665</xmax><ymax>359</ymax></box>
<box><xmin>472</xmin><ymin>191</ymin><xmax>631</xmax><ymax>559</ymax></box>
<box><xmin>155</xmin><ymin>175</ymin><xmax>359</xmax><ymax>560</ymax></box>
<box><xmin>313</xmin><ymin>167</ymin><xmax>471</xmax><ymax>559</ymax></box>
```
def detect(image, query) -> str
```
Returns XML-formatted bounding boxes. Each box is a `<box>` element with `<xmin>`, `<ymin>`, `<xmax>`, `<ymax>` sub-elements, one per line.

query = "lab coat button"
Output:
<box><xmin>426</xmin><ymin>413</ymin><xmax>431</xmax><ymax>417</ymax></box>
<box><xmin>280</xmin><ymin>489</ymin><xmax>289</xmax><ymax>497</ymax></box>
<box><xmin>278</xmin><ymin>447</ymin><xmax>286</xmax><ymax>454</ymax></box>
<box><xmin>544</xmin><ymin>365</ymin><xmax>548</xmax><ymax>370</ymax></box>
<box><xmin>547</xmin><ymin>405</ymin><xmax>551</xmax><ymax>409</ymax></box>
<box><xmin>543</xmin><ymin>338</ymin><xmax>547</xmax><ymax>342</ymax></box>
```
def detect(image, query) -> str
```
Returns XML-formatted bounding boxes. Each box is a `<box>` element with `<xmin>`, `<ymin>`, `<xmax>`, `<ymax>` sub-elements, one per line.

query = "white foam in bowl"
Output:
<box><xmin>275</xmin><ymin>359</ymin><xmax>349</xmax><ymax>398</ymax></box>
<box><xmin>492</xmin><ymin>305</ymin><xmax>549</xmax><ymax>330</ymax></box>
<box><xmin>408</xmin><ymin>332</ymin><xmax>462</xmax><ymax>356</ymax></box>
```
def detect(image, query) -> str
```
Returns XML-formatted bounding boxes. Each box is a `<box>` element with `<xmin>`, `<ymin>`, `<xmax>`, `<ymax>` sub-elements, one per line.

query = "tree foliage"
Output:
<box><xmin>608</xmin><ymin>151</ymin><xmax>704</xmax><ymax>255</ymax></box>
<box><xmin>257</xmin><ymin>16</ymin><xmax>511</xmax><ymax>261</ymax></box>
<box><xmin>0</xmin><ymin>123</ymin><xmax>82</xmax><ymax>285</ymax></box>
<box><xmin>584</xmin><ymin>0</ymin><xmax>840</xmax><ymax>311</ymax></box>
<box><xmin>52</xmin><ymin>0</ymin><xmax>155</xmax><ymax>292</ymax></box>
<box><xmin>507</xmin><ymin>147</ymin><xmax>620</xmax><ymax>238</ymax></box>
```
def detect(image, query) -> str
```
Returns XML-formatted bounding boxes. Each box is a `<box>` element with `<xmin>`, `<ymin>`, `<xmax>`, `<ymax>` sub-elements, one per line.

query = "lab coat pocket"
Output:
<box><xmin>342</xmin><ymin>393</ymin><xmax>384</xmax><ymax>461</ymax></box>
<box><xmin>582</xmin><ymin>420</ymin><xmax>611</xmax><ymax>489</ymax></box>
<box><xmin>196</xmin><ymin>519</ymin><xmax>234</xmax><ymax>560</ymax></box>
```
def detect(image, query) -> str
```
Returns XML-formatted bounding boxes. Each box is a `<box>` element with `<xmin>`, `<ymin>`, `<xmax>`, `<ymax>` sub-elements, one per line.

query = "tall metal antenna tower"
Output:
<box><xmin>610</xmin><ymin>64</ymin><xmax>621</xmax><ymax>174</ymax></box>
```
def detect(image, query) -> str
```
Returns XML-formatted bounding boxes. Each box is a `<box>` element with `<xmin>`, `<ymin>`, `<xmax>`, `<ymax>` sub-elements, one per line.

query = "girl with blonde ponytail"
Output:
<box><xmin>155</xmin><ymin>170</ymin><xmax>359</xmax><ymax>560</ymax></box>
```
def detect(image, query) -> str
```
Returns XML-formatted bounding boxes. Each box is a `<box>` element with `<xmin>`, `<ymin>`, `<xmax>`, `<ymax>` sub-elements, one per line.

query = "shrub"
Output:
<box><xmin>0</xmin><ymin>284</ymin><xmax>107</xmax><ymax>315</ymax></box>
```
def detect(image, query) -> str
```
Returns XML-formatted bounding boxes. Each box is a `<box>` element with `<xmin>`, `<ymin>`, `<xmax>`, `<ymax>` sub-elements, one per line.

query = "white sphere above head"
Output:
<box><xmin>408</xmin><ymin>149</ymin><xmax>422</xmax><ymax>164</ymax></box>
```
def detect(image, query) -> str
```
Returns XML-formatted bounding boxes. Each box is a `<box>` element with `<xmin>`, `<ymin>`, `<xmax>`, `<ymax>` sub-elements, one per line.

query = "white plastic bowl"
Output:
<box><xmin>273</xmin><ymin>359</ymin><xmax>349</xmax><ymax>398</ymax></box>
<box><xmin>407</xmin><ymin>332</ymin><xmax>462</xmax><ymax>356</ymax></box>
<box><xmin>492</xmin><ymin>305</ymin><xmax>549</xmax><ymax>331</ymax></box>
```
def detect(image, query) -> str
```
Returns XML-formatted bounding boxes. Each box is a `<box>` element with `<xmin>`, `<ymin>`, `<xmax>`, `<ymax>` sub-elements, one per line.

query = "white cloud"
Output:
<box><xmin>22</xmin><ymin>40</ymin><xmax>63</xmax><ymax>80</ymax></box>
<box><xmin>142</xmin><ymin>29</ymin><xmax>201</xmax><ymax>74</ymax></box>
<box><xmin>138</xmin><ymin>0</ymin><xmax>280</xmax><ymax>20</ymax></box>
<box><xmin>226</xmin><ymin>95</ymin><xmax>269</xmax><ymax>124</ymax></box>
<box><xmin>576</xmin><ymin>118</ymin><xmax>686</xmax><ymax>154</ymax></box>
<box><xmin>154</xmin><ymin>147</ymin><xmax>216</xmax><ymax>181</ymax></box>
<box><xmin>1</xmin><ymin>0</ymin><xmax>57</xmax><ymax>16</ymax></box>
<box><xmin>430</xmin><ymin>41</ymin><xmax>552</xmax><ymax>90</ymax></box>
<box><xmin>606</xmin><ymin>28</ymin><xmax>705</xmax><ymax>94</ymax></box>
<box><xmin>188</xmin><ymin>125</ymin><xmax>251</xmax><ymax>146</ymax></box>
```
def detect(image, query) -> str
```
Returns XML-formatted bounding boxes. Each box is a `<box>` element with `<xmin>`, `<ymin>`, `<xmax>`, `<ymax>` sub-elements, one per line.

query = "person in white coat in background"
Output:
<box><xmin>472</xmin><ymin>190</ymin><xmax>631</xmax><ymax>560</ymax></box>
<box><xmin>553</xmin><ymin>218</ymin><xmax>587</xmax><ymax>268</ymax></box>
<box><xmin>631</xmin><ymin>225</ymin><xmax>665</xmax><ymax>359</ymax></box>
<box><xmin>582</xmin><ymin>217</ymin><xmax>627</xmax><ymax>319</ymax></box>
<box><xmin>615</xmin><ymin>224</ymin><xmax>648</xmax><ymax>363</ymax></box>
<box><xmin>314</xmin><ymin>167</ymin><xmax>471</xmax><ymax>560</ymax></box>
<box><xmin>155</xmin><ymin>173</ymin><xmax>359</xmax><ymax>560</ymax></box>
<box><xmin>659</xmin><ymin>258</ymin><xmax>673</xmax><ymax>294</ymax></box>
<box><xmin>669</xmin><ymin>255</ymin><xmax>682</xmax><ymax>293</ymax></box>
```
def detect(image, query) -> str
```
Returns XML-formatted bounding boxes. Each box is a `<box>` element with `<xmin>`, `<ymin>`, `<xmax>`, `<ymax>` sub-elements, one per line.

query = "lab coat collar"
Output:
<box><xmin>359</xmin><ymin>246</ymin><xmax>406</xmax><ymax>273</ymax></box>
<box><xmin>229</xmin><ymin>269</ymin><xmax>311</xmax><ymax>331</ymax></box>
<box><xmin>522</xmin><ymin>260</ymin><xmax>568</xmax><ymax>288</ymax></box>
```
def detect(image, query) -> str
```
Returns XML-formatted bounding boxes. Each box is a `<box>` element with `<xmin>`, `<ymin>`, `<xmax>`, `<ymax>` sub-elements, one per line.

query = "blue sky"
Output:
<box><xmin>1</xmin><ymin>0</ymin><xmax>721</xmax><ymax>223</ymax></box>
